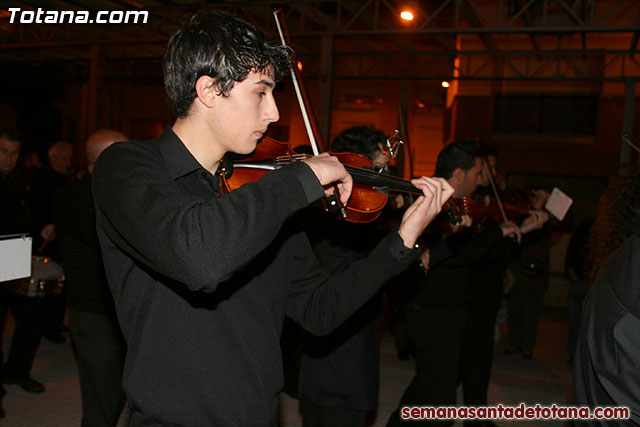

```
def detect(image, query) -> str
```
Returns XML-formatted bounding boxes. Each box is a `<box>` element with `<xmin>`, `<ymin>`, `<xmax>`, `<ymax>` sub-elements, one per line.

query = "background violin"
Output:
<box><xmin>465</xmin><ymin>195</ymin><xmax>532</xmax><ymax>224</ymax></box>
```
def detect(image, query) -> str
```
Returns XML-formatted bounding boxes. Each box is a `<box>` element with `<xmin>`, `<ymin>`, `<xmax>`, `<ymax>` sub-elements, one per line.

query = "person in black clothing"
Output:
<box><xmin>387</xmin><ymin>140</ymin><xmax>538</xmax><ymax>426</ymax></box>
<box><xmin>31</xmin><ymin>140</ymin><xmax>74</xmax><ymax>258</ymax></box>
<box><xmin>459</xmin><ymin>144</ymin><xmax>515</xmax><ymax>420</ymax></box>
<box><xmin>573</xmin><ymin>217</ymin><xmax>640</xmax><ymax>425</ymax></box>
<box><xmin>12</xmin><ymin>144</ymin><xmax>44</xmax><ymax>194</ymax></box>
<box><xmin>0</xmin><ymin>129</ymin><xmax>47</xmax><ymax>418</ymax></box>
<box><xmin>91</xmin><ymin>12</ymin><xmax>453</xmax><ymax>426</ymax></box>
<box><xmin>573</xmin><ymin>172</ymin><xmax>640</xmax><ymax>425</ymax></box>
<box><xmin>30</xmin><ymin>140</ymin><xmax>75</xmax><ymax>344</ymax></box>
<box><xmin>504</xmin><ymin>189</ymin><xmax>551</xmax><ymax>360</ymax></box>
<box><xmin>55</xmin><ymin>129</ymin><xmax>128</xmax><ymax>427</ymax></box>
<box><xmin>0</xmin><ymin>129</ymin><xmax>27</xmax><ymax>232</ymax></box>
<box><xmin>299</xmin><ymin>126</ymin><xmax>393</xmax><ymax>427</ymax></box>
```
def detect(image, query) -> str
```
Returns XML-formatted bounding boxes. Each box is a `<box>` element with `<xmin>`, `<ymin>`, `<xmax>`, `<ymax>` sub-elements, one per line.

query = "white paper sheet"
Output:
<box><xmin>0</xmin><ymin>235</ymin><xmax>32</xmax><ymax>282</ymax></box>
<box><xmin>545</xmin><ymin>188</ymin><xmax>573</xmax><ymax>221</ymax></box>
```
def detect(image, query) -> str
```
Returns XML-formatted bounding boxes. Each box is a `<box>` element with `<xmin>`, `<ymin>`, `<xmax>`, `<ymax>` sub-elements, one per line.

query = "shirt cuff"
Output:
<box><xmin>389</xmin><ymin>231</ymin><xmax>421</xmax><ymax>264</ymax></box>
<box><xmin>292</xmin><ymin>161</ymin><xmax>325</xmax><ymax>203</ymax></box>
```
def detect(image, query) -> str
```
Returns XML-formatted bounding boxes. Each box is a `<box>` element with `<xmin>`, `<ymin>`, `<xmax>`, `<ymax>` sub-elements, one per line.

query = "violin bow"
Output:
<box><xmin>482</xmin><ymin>159</ymin><xmax>509</xmax><ymax>223</ymax></box>
<box><xmin>273</xmin><ymin>9</ymin><xmax>325</xmax><ymax>156</ymax></box>
<box><xmin>273</xmin><ymin>9</ymin><xmax>346</xmax><ymax>217</ymax></box>
<box><xmin>397</xmin><ymin>105</ymin><xmax>414</xmax><ymax>180</ymax></box>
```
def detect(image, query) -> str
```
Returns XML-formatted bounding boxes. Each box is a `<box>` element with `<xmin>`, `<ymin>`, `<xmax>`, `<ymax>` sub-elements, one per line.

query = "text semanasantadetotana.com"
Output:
<box><xmin>401</xmin><ymin>404</ymin><xmax>630</xmax><ymax>421</ymax></box>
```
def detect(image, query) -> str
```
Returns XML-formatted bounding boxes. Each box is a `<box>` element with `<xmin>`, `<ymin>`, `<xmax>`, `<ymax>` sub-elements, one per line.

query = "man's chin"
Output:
<box><xmin>228</xmin><ymin>142</ymin><xmax>259</xmax><ymax>159</ymax></box>
<box><xmin>242</xmin><ymin>142</ymin><xmax>259</xmax><ymax>155</ymax></box>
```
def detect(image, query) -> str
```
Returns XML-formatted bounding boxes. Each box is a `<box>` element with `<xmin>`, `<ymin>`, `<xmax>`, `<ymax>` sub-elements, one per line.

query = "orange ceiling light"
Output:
<box><xmin>441</xmin><ymin>81</ymin><xmax>450</xmax><ymax>88</ymax></box>
<box><xmin>400</xmin><ymin>10</ymin><xmax>414</xmax><ymax>21</ymax></box>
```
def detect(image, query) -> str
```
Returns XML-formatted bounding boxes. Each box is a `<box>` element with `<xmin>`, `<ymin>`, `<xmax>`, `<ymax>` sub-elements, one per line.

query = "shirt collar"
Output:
<box><xmin>157</xmin><ymin>127</ymin><xmax>204</xmax><ymax>180</ymax></box>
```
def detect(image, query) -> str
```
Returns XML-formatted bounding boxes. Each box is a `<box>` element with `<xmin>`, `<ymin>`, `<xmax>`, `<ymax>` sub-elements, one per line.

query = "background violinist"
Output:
<box><xmin>298</xmin><ymin>125</ymin><xmax>395</xmax><ymax>427</ymax></box>
<box><xmin>387</xmin><ymin>140</ymin><xmax>539</xmax><ymax>427</ymax></box>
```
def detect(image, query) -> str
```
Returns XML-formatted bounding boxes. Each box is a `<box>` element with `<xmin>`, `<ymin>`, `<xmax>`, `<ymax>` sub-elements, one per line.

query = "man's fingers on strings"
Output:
<box><xmin>411</xmin><ymin>177</ymin><xmax>436</xmax><ymax>200</ymax></box>
<box><xmin>530</xmin><ymin>210</ymin><xmax>541</xmax><ymax>223</ymax></box>
<box><xmin>428</xmin><ymin>177</ymin><xmax>454</xmax><ymax>206</ymax></box>
<box><xmin>439</xmin><ymin>178</ymin><xmax>455</xmax><ymax>202</ymax></box>
<box><xmin>337</xmin><ymin>179</ymin><xmax>352</xmax><ymax>205</ymax></box>
<box><xmin>412</xmin><ymin>177</ymin><xmax>453</xmax><ymax>211</ymax></box>
<box><xmin>422</xmin><ymin>177</ymin><xmax>442</xmax><ymax>208</ymax></box>
<box><xmin>404</xmin><ymin>195</ymin><xmax>425</xmax><ymax>217</ymax></box>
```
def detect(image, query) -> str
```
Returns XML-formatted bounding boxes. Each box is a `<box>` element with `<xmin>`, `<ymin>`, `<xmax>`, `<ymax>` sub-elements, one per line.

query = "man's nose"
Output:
<box><xmin>265</xmin><ymin>94</ymin><xmax>280</xmax><ymax>123</ymax></box>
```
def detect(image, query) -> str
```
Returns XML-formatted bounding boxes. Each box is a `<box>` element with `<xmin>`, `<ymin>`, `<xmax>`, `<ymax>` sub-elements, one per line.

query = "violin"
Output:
<box><xmin>220</xmin><ymin>10</ymin><xmax>462</xmax><ymax>225</ymax></box>
<box><xmin>219</xmin><ymin>137</ymin><xmax>465</xmax><ymax>224</ymax></box>
<box><xmin>464</xmin><ymin>195</ymin><xmax>531</xmax><ymax>224</ymax></box>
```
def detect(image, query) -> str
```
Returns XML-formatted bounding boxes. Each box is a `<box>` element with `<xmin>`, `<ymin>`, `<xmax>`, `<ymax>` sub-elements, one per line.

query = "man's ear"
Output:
<box><xmin>194</xmin><ymin>75</ymin><xmax>217</xmax><ymax>108</ymax></box>
<box><xmin>450</xmin><ymin>167</ymin><xmax>464</xmax><ymax>187</ymax></box>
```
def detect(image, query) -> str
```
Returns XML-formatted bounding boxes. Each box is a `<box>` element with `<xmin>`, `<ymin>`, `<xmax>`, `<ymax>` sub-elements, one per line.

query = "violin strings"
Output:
<box><xmin>239</xmin><ymin>156</ymin><xmax>421</xmax><ymax>195</ymax></box>
<box><xmin>348</xmin><ymin>170</ymin><xmax>418</xmax><ymax>193</ymax></box>
<box><xmin>344</xmin><ymin>166</ymin><xmax>421</xmax><ymax>195</ymax></box>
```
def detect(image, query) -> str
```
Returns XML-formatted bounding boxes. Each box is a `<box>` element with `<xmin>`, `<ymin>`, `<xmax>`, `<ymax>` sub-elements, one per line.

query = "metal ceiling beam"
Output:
<box><xmin>0</xmin><ymin>0</ymin><xmax>639</xmax><ymax>82</ymax></box>
<box><xmin>2</xmin><ymin>1</ymin><xmax>638</xmax><ymax>42</ymax></box>
<box><xmin>324</xmin><ymin>47</ymin><xmax>640</xmax><ymax>81</ymax></box>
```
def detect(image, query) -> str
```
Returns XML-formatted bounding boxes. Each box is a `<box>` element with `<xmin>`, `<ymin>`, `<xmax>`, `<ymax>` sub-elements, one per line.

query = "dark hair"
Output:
<box><xmin>434</xmin><ymin>139</ymin><xmax>482</xmax><ymax>179</ymax></box>
<box><xmin>163</xmin><ymin>12</ymin><xmax>292</xmax><ymax>117</ymax></box>
<box><xmin>331</xmin><ymin>126</ymin><xmax>386</xmax><ymax>161</ymax></box>
<box><xmin>0</xmin><ymin>128</ymin><xmax>22</xmax><ymax>144</ymax></box>
<box><xmin>477</xmin><ymin>141</ymin><xmax>498</xmax><ymax>159</ymax></box>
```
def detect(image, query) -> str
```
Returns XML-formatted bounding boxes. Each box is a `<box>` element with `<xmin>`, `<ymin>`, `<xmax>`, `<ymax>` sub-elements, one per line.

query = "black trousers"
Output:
<box><xmin>0</xmin><ymin>290</ymin><xmax>47</xmax><ymax>385</ymax></box>
<box><xmin>507</xmin><ymin>279</ymin><xmax>546</xmax><ymax>353</ymax></box>
<box><xmin>301</xmin><ymin>397</ymin><xmax>367</xmax><ymax>427</ymax></box>
<box><xmin>387</xmin><ymin>306</ymin><xmax>468</xmax><ymax>427</ymax></box>
<box><xmin>42</xmin><ymin>286</ymin><xmax>68</xmax><ymax>336</ymax></box>
<box><xmin>69</xmin><ymin>309</ymin><xmax>126</xmax><ymax>427</ymax></box>
<box><xmin>461</xmin><ymin>284</ymin><xmax>502</xmax><ymax>406</ymax></box>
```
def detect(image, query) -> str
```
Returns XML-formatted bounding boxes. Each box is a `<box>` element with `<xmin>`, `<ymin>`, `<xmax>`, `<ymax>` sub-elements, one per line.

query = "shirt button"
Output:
<box><xmin>201</xmin><ymin>172</ymin><xmax>207</xmax><ymax>177</ymax></box>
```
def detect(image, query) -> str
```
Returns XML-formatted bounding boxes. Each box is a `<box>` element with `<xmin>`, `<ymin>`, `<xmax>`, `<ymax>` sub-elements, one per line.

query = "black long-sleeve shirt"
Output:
<box><xmin>573</xmin><ymin>214</ymin><xmax>640</xmax><ymax>425</ymax></box>
<box><xmin>300</xmin><ymin>216</ymin><xmax>386</xmax><ymax>411</ymax></box>
<box><xmin>29</xmin><ymin>166</ymin><xmax>72</xmax><ymax>260</ymax></box>
<box><xmin>411</xmin><ymin>221</ymin><xmax>504</xmax><ymax>308</ymax></box>
<box><xmin>0</xmin><ymin>172</ymin><xmax>30</xmax><ymax>235</ymax></box>
<box><xmin>54</xmin><ymin>174</ymin><xmax>114</xmax><ymax>315</ymax></box>
<box><xmin>92</xmin><ymin>128</ymin><xmax>419</xmax><ymax>426</ymax></box>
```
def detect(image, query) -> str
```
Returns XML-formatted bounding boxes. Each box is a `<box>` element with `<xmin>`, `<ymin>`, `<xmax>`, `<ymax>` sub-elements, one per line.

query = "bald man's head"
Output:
<box><xmin>86</xmin><ymin>129</ymin><xmax>128</xmax><ymax>174</ymax></box>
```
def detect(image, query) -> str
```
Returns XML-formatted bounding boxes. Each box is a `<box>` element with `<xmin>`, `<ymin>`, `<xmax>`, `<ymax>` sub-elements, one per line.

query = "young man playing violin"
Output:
<box><xmin>91</xmin><ymin>12</ymin><xmax>453</xmax><ymax>426</ymax></box>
